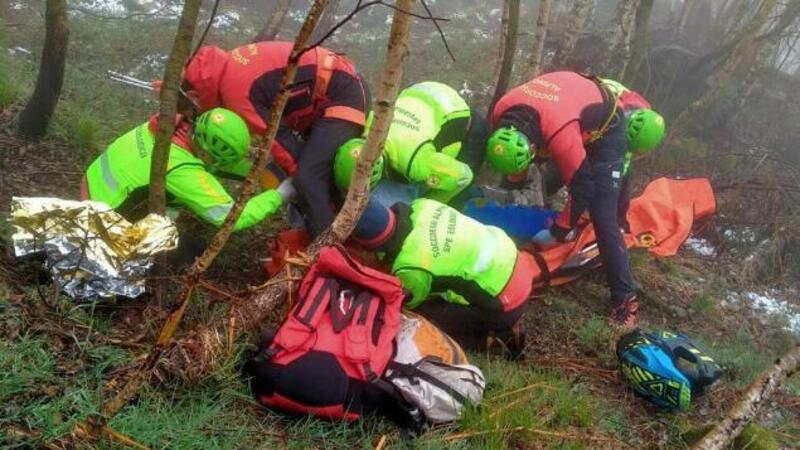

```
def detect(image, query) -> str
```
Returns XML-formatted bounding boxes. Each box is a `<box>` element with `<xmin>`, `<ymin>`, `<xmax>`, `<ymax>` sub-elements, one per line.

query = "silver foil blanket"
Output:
<box><xmin>10</xmin><ymin>197</ymin><xmax>178</xmax><ymax>299</ymax></box>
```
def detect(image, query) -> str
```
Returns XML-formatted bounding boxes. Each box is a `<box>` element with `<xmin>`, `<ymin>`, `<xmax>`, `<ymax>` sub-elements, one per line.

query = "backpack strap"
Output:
<box><xmin>343</xmin><ymin>291</ymin><xmax>380</xmax><ymax>373</ymax></box>
<box><xmin>330</xmin><ymin>288</ymin><xmax>371</xmax><ymax>333</ymax></box>
<box><xmin>273</xmin><ymin>277</ymin><xmax>339</xmax><ymax>352</ymax></box>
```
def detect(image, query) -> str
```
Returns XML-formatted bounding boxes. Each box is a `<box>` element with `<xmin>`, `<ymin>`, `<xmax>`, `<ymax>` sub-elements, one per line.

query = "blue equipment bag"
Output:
<box><xmin>463</xmin><ymin>199</ymin><xmax>558</xmax><ymax>240</ymax></box>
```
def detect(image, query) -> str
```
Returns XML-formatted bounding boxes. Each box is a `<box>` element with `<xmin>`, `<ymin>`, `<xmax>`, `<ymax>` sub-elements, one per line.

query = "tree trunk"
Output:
<box><xmin>721</xmin><ymin>0</ymin><xmax>760</xmax><ymax>44</ymax></box>
<box><xmin>552</xmin><ymin>0</ymin><xmax>594</xmax><ymax>68</ymax></box>
<box><xmin>310</xmin><ymin>0</ymin><xmax>340</xmax><ymax>42</ymax></box>
<box><xmin>156</xmin><ymin>0</ymin><xmax>418</xmax><ymax>380</ymax></box>
<box><xmin>690</xmin><ymin>345</ymin><xmax>800</xmax><ymax>450</ymax></box>
<box><xmin>330</xmin><ymin>0</ymin><xmax>415</xmax><ymax>241</ymax></box>
<box><xmin>489</xmin><ymin>0</ymin><xmax>520</xmax><ymax>112</ymax></box>
<box><xmin>526</xmin><ymin>0</ymin><xmax>552</xmax><ymax>77</ymax></box>
<box><xmin>147</xmin><ymin>1</ymin><xmax>203</xmax><ymax>215</ymax></box>
<box><xmin>604</xmin><ymin>0</ymin><xmax>638</xmax><ymax>77</ymax></box>
<box><xmin>710</xmin><ymin>0</ymin><xmax>735</xmax><ymax>43</ymax></box>
<box><xmin>621</xmin><ymin>0</ymin><xmax>654</xmax><ymax>84</ymax></box>
<box><xmin>491</xmin><ymin>0</ymin><xmax>510</xmax><ymax>84</ymax></box>
<box><xmin>729</xmin><ymin>1</ymin><xmax>800</xmax><ymax>118</ymax></box>
<box><xmin>673</xmin><ymin>0</ymin><xmax>695</xmax><ymax>40</ymax></box>
<box><xmin>254</xmin><ymin>0</ymin><xmax>292</xmax><ymax>42</ymax></box>
<box><xmin>669</xmin><ymin>0</ymin><xmax>778</xmax><ymax>137</ymax></box>
<box><xmin>16</xmin><ymin>0</ymin><xmax>68</xmax><ymax>139</ymax></box>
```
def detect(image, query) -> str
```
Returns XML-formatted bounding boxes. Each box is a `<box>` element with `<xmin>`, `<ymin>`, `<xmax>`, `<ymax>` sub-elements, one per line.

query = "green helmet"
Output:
<box><xmin>334</xmin><ymin>138</ymin><xmax>385</xmax><ymax>191</ymax></box>
<box><xmin>486</xmin><ymin>126</ymin><xmax>532</xmax><ymax>175</ymax></box>
<box><xmin>193</xmin><ymin>108</ymin><xmax>251</xmax><ymax>164</ymax></box>
<box><xmin>627</xmin><ymin>109</ymin><xmax>665</xmax><ymax>153</ymax></box>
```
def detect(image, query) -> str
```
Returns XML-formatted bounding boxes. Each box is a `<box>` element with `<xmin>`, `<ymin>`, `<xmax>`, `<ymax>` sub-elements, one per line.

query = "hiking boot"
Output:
<box><xmin>610</xmin><ymin>294</ymin><xmax>639</xmax><ymax>327</ymax></box>
<box><xmin>485</xmin><ymin>320</ymin><xmax>526</xmax><ymax>361</ymax></box>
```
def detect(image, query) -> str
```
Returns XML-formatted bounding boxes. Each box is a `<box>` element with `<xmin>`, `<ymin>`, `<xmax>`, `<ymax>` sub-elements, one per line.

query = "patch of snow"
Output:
<box><xmin>77</xmin><ymin>0</ymin><xmax>127</xmax><ymax>15</ymax></box>
<box><xmin>472</xmin><ymin>29</ymin><xmax>491</xmax><ymax>40</ymax></box>
<box><xmin>723</xmin><ymin>290</ymin><xmax>800</xmax><ymax>336</ymax></box>
<box><xmin>684</xmin><ymin>237</ymin><xmax>716</xmax><ymax>257</ymax></box>
<box><xmin>8</xmin><ymin>46</ymin><xmax>32</xmax><ymax>55</ymax></box>
<box><xmin>723</xmin><ymin>227</ymin><xmax>757</xmax><ymax>244</ymax></box>
<box><xmin>489</xmin><ymin>8</ymin><xmax>501</xmax><ymax>17</ymax></box>
<box><xmin>459</xmin><ymin>81</ymin><xmax>473</xmax><ymax>99</ymax></box>
<box><xmin>213</xmin><ymin>11</ymin><xmax>241</xmax><ymax>29</ymax></box>
<box><xmin>127</xmin><ymin>53</ymin><xmax>167</xmax><ymax>79</ymax></box>
<box><xmin>11</xmin><ymin>2</ymin><xmax>24</xmax><ymax>10</ymax></box>
<box><xmin>74</xmin><ymin>0</ymin><xmax>175</xmax><ymax>18</ymax></box>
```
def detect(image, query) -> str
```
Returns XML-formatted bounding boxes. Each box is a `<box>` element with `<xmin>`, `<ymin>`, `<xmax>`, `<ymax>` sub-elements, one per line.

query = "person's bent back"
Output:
<box><xmin>83</xmin><ymin>108</ymin><xmax>294</xmax><ymax>232</ymax></box>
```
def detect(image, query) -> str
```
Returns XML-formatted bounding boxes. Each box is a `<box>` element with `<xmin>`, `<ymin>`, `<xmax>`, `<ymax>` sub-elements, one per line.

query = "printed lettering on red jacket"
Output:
<box><xmin>492</xmin><ymin>72</ymin><xmax>611</xmax><ymax>229</ymax></box>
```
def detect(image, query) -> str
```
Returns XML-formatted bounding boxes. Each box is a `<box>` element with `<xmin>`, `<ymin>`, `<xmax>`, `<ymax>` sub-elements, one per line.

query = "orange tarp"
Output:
<box><xmin>531</xmin><ymin>177</ymin><xmax>716</xmax><ymax>287</ymax></box>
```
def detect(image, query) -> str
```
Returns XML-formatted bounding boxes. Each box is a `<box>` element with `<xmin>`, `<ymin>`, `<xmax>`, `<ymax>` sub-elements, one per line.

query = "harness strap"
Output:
<box><xmin>314</xmin><ymin>47</ymin><xmax>337</xmax><ymax>109</ymax></box>
<box><xmin>324</xmin><ymin>105</ymin><xmax>366</xmax><ymax>125</ymax></box>
<box><xmin>527</xmin><ymin>250</ymin><xmax>551</xmax><ymax>286</ymax></box>
<box><xmin>587</xmin><ymin>78</ymin><xmax>621</xmax><ymax>144</ymax></box>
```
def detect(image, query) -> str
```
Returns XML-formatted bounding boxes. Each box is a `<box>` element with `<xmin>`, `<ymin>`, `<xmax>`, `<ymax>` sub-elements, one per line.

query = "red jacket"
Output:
<box><xmin>491</xmin><ymin>71</ymin><xmax>619</xmax><ymax>230</ymax></box>
<box><xmin>184</xmin><ymin>41</ymin><xmax>369</xmax><ymax>175</ymax></box>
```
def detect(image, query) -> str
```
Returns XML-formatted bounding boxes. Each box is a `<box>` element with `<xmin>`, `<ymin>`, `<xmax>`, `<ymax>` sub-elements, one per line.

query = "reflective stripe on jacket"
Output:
<box><xmin>84</xmin><ymin>123</ymin><xmax>282</xmax><ymax>231</ymax></box>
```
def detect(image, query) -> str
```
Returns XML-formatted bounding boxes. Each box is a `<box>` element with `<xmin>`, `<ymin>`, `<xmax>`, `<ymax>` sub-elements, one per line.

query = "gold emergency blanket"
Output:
<box><xmin>10</xmin><ymin>197</ymin><xmax>178</xmax><ymax>299</ymax></box>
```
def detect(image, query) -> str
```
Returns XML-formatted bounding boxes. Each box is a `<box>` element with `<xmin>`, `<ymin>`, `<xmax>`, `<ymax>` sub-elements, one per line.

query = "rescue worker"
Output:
<box><xmin>334</xmin><ymin>81</ymin><xmax>488</xmax><ymax>207</ymax></box>
<box><xmin>179</xmin><ymin>41</ymin><xmax>370</xmax><ymax>236</ymax></box>
<box><xmin>82</xmin><ymin>108</ymin><xmax>294</xmax><ymax>231</ymax></box>
<box><xmin>486</xmin><ymin>71</ymin><xmax>645</xmax><ymax>326</ymax></box>
<box><xmin>538</xmin><ymin>78</ymin><xmax>666</xmax><ymax>233</ymax></box>
<box><xmin>352</xmin><ymin>197</ymin><xmax>536</xmax><ymax>359</ymax></box>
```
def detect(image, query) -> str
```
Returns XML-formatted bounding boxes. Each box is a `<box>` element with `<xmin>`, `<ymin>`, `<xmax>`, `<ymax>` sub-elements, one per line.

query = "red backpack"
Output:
<box><xmin>248</xmin><ymin>245</ymin><xmax>405</xmax><ymax>421</ymax></box>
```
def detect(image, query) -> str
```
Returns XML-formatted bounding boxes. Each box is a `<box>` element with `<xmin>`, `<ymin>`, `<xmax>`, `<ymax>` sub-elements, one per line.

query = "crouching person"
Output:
<box><xmin>81</xmin><ymin>108</ymin><xmax>294</xmax><ymax>231</ymax></box>
<box><xmin>353</xmin><ymin>197</ymin><xmax>536</xmax><ymax>359</ymax></box>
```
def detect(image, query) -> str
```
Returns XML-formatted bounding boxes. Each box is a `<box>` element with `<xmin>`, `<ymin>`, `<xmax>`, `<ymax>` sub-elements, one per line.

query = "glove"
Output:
<box><xmin>276</xmin><ymin>177</ymin><xmax>297</xmax><ymax>203</ymax></box>
<box><xmin>531</xmin><ymin>229</ymin><xmax>556</xmax><ymax>247</ymax></box>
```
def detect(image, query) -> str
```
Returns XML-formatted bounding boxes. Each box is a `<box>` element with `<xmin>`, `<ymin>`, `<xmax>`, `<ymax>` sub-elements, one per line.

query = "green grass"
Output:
<box><xmin>691</xmin><ymin>293</ymin><xmax>717</xmax><ymax>315</ymax></box>
<box><xmin>0</xmin><ymin>70</ymin><xmax>19</xmax><ymax>108</ymax></box>
<box><xmin>0</xmin><ymin>292</ymin><xmax>632</xmax><ymax>450</ymax></box>
<box><xmin>423</xmin><ymin>355</ymin><xmax>630</xmax><ymax>449</ymax></box>
<box><xmin>575</xmin><ymin>316</ymin><xmax>614</xmax><ymax>351</ymax></box>
<box><xmin>699</xmin><ymin>328</ymin><xmax>800</xmax><ymax>395</ymax></box>
<box><xmin>628</xmin><ymin>248</ymin><xmax>651</xmax><ymax>269</ymax></box>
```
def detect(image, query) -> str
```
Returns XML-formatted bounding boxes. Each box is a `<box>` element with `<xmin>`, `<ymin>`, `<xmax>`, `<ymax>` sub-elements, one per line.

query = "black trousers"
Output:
<box><xmin>541</xmin><ymin>117</ymin><xmax>636</xmax><ymax>300</ymax></box>
<box><xmin>415</xmin><ymin>294</ymin><xmax>526</xmax><ymax>351</ymax></box>
<box><xmin>449</xmin><ymin>108</ymin><xmax>490</xmax><ymax>211</ymax></box>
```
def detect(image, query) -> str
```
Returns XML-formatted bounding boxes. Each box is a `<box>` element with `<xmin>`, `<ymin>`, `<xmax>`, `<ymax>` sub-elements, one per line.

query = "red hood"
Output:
<box><xmin>148</xmin><ymin>113</ymin><xmax>194</xmax><ymax>151</ymax></box>
<box><xmin>619</xmin><ymin>90</ymin><xmax>651</xmax><ymax>111</ymax></box>
<box><xmin>184</xmin><ymin>45</ymin><xmax>230</xmax><ymax>111</ymax></box>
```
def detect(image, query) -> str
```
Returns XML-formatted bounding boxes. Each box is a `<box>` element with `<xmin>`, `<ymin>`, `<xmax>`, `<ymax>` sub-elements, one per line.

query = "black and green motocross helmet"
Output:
<box><xmin>617</xmin><ymin>329</ymin><xmax>723</xmax><ymax>411</ymax></box>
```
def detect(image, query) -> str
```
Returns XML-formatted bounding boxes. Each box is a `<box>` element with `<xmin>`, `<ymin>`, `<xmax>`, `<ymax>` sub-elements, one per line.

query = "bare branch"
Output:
<box><xmin>691</xmin><ymin>345</ymin><xmax>800</xmax><ymax>450</ymax></box>
<box><xmin>420</xmin><ymin>0</ymin><xmax>455</xmax><ymax>62</ymax></box>
<box><xmin>302</xmin><ymin>0</ymin><xmax>448</xmax><ymax>54</ymax></box>
<box><xmin>193</xmin><ymin>0</ymin><xmax>222</xmax><ymax>57</ymax></box>
<box><xmin>68</xmin><ymin>4</ymin><xmax>176</xmax><ymax>21</ymax></box>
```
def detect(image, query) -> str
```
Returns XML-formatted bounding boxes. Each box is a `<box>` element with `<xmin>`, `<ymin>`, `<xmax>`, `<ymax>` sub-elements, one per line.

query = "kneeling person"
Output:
<box><xmin>82</xmin><ymin>108</ymin><xmax>294</xmax><ymax>231</ymax></box>
<box><xmin>353</xmin><ymin>197</ymin><xmax>536</xmax><ymax>359</ymax></box>
<box><xmin>338</xmin><ymin>81</ymin><xmax>488</xmax><ymax>206</ymax></box>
